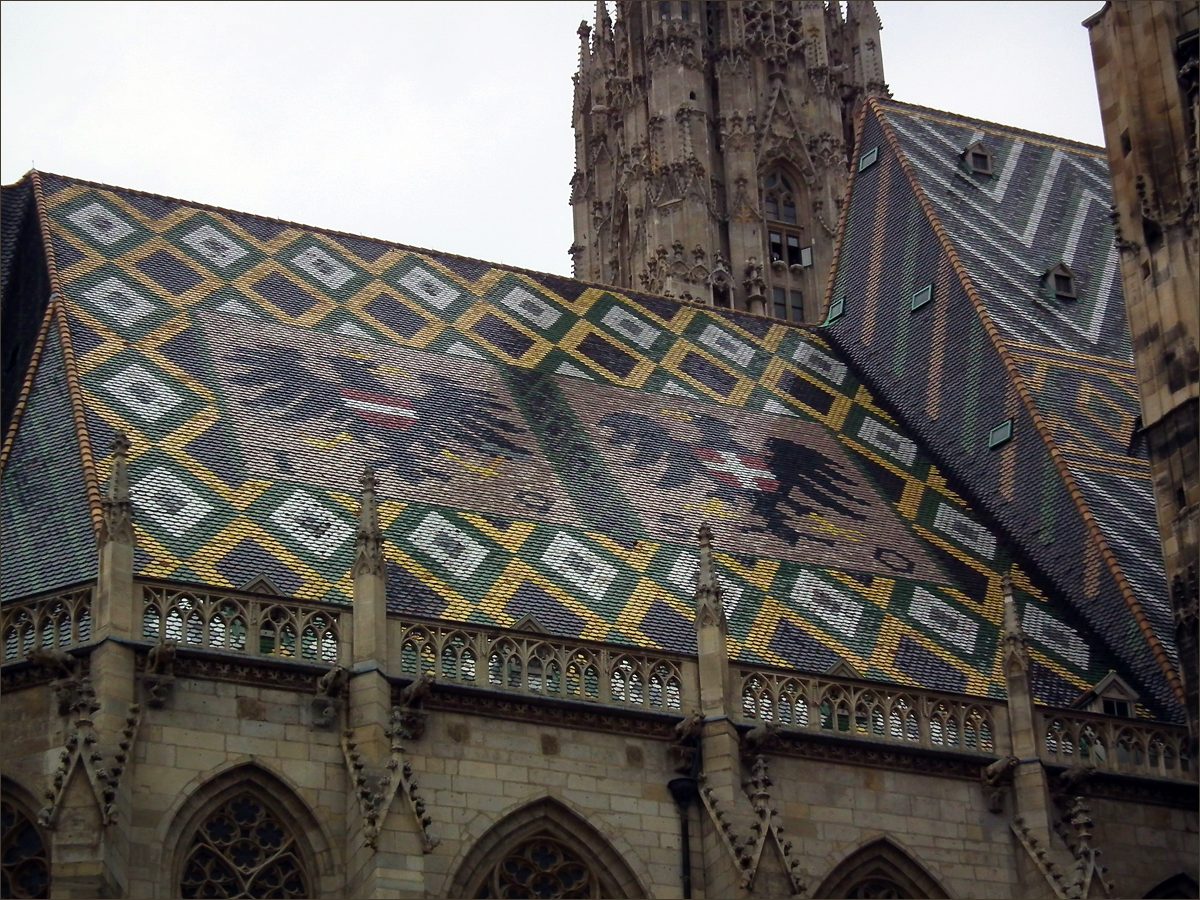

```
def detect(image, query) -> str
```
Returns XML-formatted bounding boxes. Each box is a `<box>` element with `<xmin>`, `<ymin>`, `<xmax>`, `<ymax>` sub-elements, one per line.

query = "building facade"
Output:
<box><xmin>569</xmin><ymin>1</ymin><xmax>886</xmax><ymax>321</ymax></box>
<box><xmin>1085</xmin><ymin>0</ymin><xmax>1200</xmax><ymax>743</ymax></box>
<box><xmin>2</xmin><ymin>4</ymin><xmax>1198</xmax><ymax>900</ymax></box>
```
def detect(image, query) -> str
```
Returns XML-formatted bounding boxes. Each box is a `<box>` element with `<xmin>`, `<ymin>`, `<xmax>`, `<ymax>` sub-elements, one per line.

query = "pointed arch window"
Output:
<box><xmin>179</xmin><ymin>790</ymin><xmax>311</xmax><ymax>899</ymax></box>
<box><xmin>815</xmin><ymin>838</ymin><xmax>949</xmax><ymax>899</ymax></box>
<box><xmin>1</xmin><ymin>798</ymin><xmax>50</xmax><ymax>899</ymax></box>
<box><xmin>476</xmin><ymin>835</ymin><xmax>598</xmax><ymax>898</ymax></box>
<box><xmin>762</xmin><ymin>167</ymin><xmax>814</xmax><ymax>321</ymax></box>
<box><xmin>763</xmin><ymin>171</ymin><xmax>798</xmax><ymax>225</ymax></box>
<box><xmin>451</xmin><ymin>798</ymin><xmax>643</xmax><ymax>899</ymax></box>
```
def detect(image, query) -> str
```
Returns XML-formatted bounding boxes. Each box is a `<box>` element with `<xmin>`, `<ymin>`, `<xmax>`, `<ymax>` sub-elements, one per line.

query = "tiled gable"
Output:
<box><xmin>824</xmin><ymin>102</ymin><xmax>1178</xmax><ymax>716</ymax></box>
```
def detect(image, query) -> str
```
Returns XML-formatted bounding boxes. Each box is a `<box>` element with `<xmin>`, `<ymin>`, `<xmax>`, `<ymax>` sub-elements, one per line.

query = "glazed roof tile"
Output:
<box><xmin>0</xmin><ymin>169</ymin><xmax>1167</xmax><ymax>715</ymax></box>
<box><xmin>824</xmin><ymin>100</ymin><xmax>1178</xmax><ymax>715</ymax></box>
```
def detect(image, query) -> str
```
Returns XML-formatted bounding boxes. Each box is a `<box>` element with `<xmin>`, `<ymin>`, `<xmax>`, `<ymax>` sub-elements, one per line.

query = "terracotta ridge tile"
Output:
<box><xmin>865</xmin><ymin>97</ymin><xmax>1184</xmax><ymax>708</ymax></box>
<box><xmin>874</xmin><ymin>98</ymin><xmax>1107</xmax><ymax>157</ymax></box>
<box><xmin>28</xmin><ymin>172</ymin><xmax>63</xmax><ymax>294</ymax></box>
<box><xmin>30</xmin><ymin>170</ymin><xmax>826</xmax><ymax>336</ymax></box>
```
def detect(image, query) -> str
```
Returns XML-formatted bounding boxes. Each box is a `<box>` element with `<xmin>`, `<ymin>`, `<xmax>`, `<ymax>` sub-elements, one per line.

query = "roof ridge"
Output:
<box><xmin>29</xmin><ymin>171</ymin><xmax>104</xmax><ymax>539</ymax></box>
<box><xmin>820</xmin><ymin>101</ymin><xmax>868</xmax><ymax>320</ymax></box>
<box><xmin>28</xmin><ymin>169</ymin><xmax>822</xmax><ymax>336</ymax></box>
<box><xmin>866</xmin><ymin>96</ymin><xmax>1184</xmax><ymax>709</ymax></box>
<box><xmin>874</xmin><ymin>98</ymin><xmax>1107</xmax><ymax>157</ymax></box>
<box><xmin>0</xmin><ymin>297</ymin><xmax>56</xmax><ymax>475</ymax></box>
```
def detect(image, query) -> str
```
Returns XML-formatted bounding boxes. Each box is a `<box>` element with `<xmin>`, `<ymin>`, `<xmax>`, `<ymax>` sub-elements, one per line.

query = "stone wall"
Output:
<box><xmin>2</xmin><ymin>620</ymin><xmax>1196</xmax><ymax>898</ymax></box>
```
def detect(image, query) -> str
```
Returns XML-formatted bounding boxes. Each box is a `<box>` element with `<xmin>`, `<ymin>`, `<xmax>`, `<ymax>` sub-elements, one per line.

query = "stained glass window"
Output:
<box><xmin>1</xmin><ymin>800</ymin><xmax>50</xmax><ymax>899</ymax></box>
<box><xmin>179</xmin><ymin>792</ymin><xmax>310</xmax><ymax>899</ymax></box>
<box><xmin>848</xmin><ymin>877</ymin><xmax>910</xmax><ymax>899</ymax></box>
<box><xmin>476</xmin><ymin>835</ymin><xmax>599</xmax><ymax>899</ymax></box>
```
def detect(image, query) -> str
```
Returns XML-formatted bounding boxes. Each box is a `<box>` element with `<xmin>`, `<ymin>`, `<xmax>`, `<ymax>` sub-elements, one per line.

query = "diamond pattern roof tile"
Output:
<box><xmin>0</xmin><ymin>169</ymin><xmax>1169</xmax><ymax>718</ymax></box>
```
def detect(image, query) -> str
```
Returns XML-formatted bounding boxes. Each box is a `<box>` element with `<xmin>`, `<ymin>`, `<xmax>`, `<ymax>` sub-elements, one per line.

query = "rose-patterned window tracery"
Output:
<box><xmin>179</xmin><ymin>791</ymin><xmax>310</xmax><ymax>899</ymax></box>
<box><xmin>1</xmin><ymin>799</ymin><xmax>50</xmax><ymax>899</ymax></box>
<box><xmin>848</xmin><ymin>876</ymin><xmax>911</xmax><ymax>899</ymax></box>
<box><xmin>475</xmin><ymin>834</ymin><xmax>599</xmax><ymax>899</ymax></box>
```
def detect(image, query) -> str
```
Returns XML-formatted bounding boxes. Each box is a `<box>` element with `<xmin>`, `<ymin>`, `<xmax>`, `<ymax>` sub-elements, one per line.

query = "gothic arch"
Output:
<box><xmin>162</xmin><ymin>762</ymin><xmax>337</xmax><ymax>899</ymax></box>
<box><xmin>1</xmin><ymin>778</ymin><xmax>51</xmax><ymax>899</ymax></box>
<box><xmin>815</xmin><ymin>836</ymin><xmax>950</xmax><ymax>899</ymax></box>
<box><xmin>447</xmin><ymin>796</ymin><xmax>647</xmax><ymax>899</ymax></box>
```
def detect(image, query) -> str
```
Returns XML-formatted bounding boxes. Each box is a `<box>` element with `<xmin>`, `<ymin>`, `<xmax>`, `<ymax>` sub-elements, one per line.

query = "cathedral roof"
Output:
<box><xmin>0</xmin><ymin>169</ymin><xmax>1177</xmax><ymax>718</ymax></box>
<box><xmin>824</xmin><ymin>98</ymin><xmax>1179</xmax><ymax>716</ymax></box>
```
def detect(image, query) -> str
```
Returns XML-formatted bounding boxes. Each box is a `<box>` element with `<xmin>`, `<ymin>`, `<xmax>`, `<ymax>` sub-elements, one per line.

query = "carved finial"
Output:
<box><xmin>1002</xmin><ymin>573</ymin><xmax>1029</xmax><ymax>675</ymax></box>
<box><xmin>594</xmin><ymin>0</ymin><xmax>611</xmax><ymax>34</ymax></box>
<box><xmin>100</xmin><ymin>431</ymin><xmax>134</xmax><ymax>545</ymax></box>
<box><xmin>695</xmin><ymin>524</ymin><xmax>727</xmax><ymax>631</ymax></box>
<box><xmin>353</xmin><ymin>467</ymin><xmax>385</xmax><ymax>578</ymax></box>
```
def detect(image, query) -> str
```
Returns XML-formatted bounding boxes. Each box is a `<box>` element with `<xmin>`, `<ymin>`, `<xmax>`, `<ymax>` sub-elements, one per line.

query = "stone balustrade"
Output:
<box><xmin>1038</xmin><ymin>707</ymin><xmax>1194</xmax><ymax>780</ymax></box>
<box><xmin>391</xmin><ymin>618</ymin><xmax>689</xmax><ymax>713</ymax></box>
<box><xmin>737</xmin><ymin>666</ymin><xmax>999</xmax><ymax>754</ymax></box>
<box><xmin>4</xmin><ymin>582</ymin><xmax>1197</xmax><ymax>787</ymax></box>
<box><xmin>0</xmin><ymin>585</ymin><xmax>94</xmax><ymax>663</ymax></box>
<box><xmin>140</xmin><ymin>583</ymin><xmax>343</xmax><ymax>665</ymax></box>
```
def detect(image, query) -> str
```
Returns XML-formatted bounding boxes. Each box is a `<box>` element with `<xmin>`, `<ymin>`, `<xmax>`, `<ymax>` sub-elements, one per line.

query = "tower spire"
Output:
<box><xmin>569</xmin><ymin>0</ymin><xmax>885</xmax><ymax>319</ymax></box>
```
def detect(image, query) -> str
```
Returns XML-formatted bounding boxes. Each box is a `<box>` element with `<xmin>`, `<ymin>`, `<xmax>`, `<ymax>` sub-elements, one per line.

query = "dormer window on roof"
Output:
<box><xmin>1044</xmin><ymin>262</ymin><xmax>1077</xmax><ymax>300</ymax></box>
<box><xmin>1076</xmin><ymin>671</ymin><xmax>1140</xmax><ymax>718</ymax></box>
<box><xmin>963</xmin><ymin>140</ymin><xmax>994</xmax><ymax>176</ymax></box>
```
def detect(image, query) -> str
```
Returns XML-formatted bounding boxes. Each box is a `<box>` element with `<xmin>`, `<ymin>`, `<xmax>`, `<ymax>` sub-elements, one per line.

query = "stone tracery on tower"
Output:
<box><xmin>570</xmin><ymin>0</ymin><xmax>887</xmax><ymax>320</ymax></box>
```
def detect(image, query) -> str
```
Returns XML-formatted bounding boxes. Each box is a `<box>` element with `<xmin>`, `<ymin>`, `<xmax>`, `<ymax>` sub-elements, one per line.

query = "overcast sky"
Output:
<box><xmin>1</xmin><ymin>1</ymin><xmax>1106</xmax><ymax>276</ymax></box>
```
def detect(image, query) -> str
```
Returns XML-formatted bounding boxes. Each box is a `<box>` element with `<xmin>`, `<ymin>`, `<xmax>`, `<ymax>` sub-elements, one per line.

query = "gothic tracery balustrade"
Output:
<box><xmin>0</xmin><ymin>586</ymin><xmax>93</xmax><ymax>664</ymax></box>
<box><xmin>394</xmin><ymin>621</ymin><xmax>686</xmax><ymax>713</ymax></box>
<box><xmin>140</xmin><ymin>584</ymin><xmax>341</xmax><ymax>665</ymax></box>
<box><xmin>1038</xmin><ymin>708</ymin><xmax>1194</xmax><ymax>780</ymax></box>
<box><xmin>737</xmin><ymin>667</ymin><xmax>998</xmax><ymax>754</ymax></box>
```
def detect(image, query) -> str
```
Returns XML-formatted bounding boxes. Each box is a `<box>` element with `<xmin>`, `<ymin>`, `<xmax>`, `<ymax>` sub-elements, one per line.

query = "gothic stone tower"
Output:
<box><xmin>569</xmin><ymin>0</ymin><xmax>886</xmax><ymax>322</ymax></box>
<box><xmin>1085</xmin><ymin>0</ymin><xmax>1200</xmax><ymax>739</ymax></box>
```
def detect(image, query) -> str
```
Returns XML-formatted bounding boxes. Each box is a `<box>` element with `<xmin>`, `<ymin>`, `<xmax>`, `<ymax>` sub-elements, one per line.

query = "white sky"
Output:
<box><xmin>1</xmin><ymin>1</ymin><xmax>1106</xmax><ymax>277</ymax></box>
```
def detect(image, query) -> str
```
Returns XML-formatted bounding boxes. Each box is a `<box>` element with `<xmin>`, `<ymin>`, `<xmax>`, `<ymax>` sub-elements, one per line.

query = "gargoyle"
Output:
<box><xmin>1053</xmin><ymin>763</ymin><xmax>1097</xmax><ymax>801</ymax></box>
<box><xmin>674</xmin><ymin>710</ymin><xmax>704</xmax><ymax>742</ymax></box>
<box><xmin>310</xmin><ymin>666</ymin><xmax>349</xmax><ymax>730</ymax></box>
<box><xmin>27</xmin><ymin>648</ymin><xmax>83</xmax><ymax>714</ymax></box>
<box><xmin>26</xmin><ymin>648</ymin><xmax>78</xmax><ymax>679</ymax></box>
<box><xmin>316</xmin><ymin>665</ymin><xmax>349</xmax><ymax>697</ymax></box>
<box><xmin>741</xmin><ymin>720</ymin><xmax>779</xmax><ymax>758</ymax></box>
<box><xmin>145</xmin><ymin>642</ymin><xmax>176</xmax><ymax>675</ymax></box>
<box><xmin>143</xmin><ymin>642</ymin><xmax>177</xmax><ymax>708</ymax></box>
<box><xmin>391</xmin><ymin>673</ymin><xmax>435</xmax><ymax>741</ymax></box>
<box><xmin>397</xmin><ymin>672</ymin><xmax>434</xmax><ymax>708</ymax></box>
<box><xmin>980</xmin><ymin>755</ymin><xmax>1019</xmax><ymax>814</ymax></box>
<box><xmin>670</xmin><ymin>710</ymin><xmax>704</xmax><ymax>775</ymax></box>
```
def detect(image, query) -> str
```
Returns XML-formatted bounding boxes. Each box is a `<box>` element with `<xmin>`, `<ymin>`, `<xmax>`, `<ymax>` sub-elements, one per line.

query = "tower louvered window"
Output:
<box><xmin>763</xmin><ymin>170</ymin><xmax>812</xmax><ymax>321</ymax></box>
